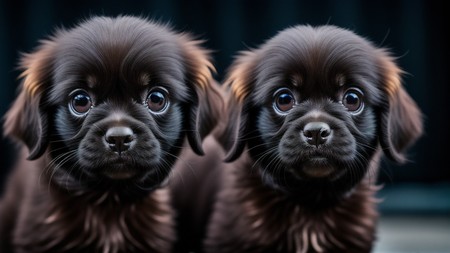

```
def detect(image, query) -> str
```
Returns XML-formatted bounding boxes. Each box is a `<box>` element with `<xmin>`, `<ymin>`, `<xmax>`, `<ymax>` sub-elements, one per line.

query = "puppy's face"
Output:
<box><xmin>4</xmin><ymin>16</ymin><xmax>219</xmax><ymax>193</ymax></box>
<box><xmin>223</xmin><ymin>26</ymin><xmax>422</xmax><ymax>201</ymax></box>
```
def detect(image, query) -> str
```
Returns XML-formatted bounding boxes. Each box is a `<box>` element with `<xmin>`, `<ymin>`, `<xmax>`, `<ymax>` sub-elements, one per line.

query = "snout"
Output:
<box><xmin>278</xmin><ymin>109</ymin><xmax>357</xmax><ymax>179</ymax></box>
<box><xmin>78</xmin><ymin>113</ymin><xmax>162</xmax><ymax>180</ymax></box>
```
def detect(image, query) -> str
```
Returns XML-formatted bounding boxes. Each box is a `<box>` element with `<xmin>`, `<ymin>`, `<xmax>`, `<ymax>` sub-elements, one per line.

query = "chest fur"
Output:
<box><xmin>206</xmin><ymin>170</ymin><xmax>379</xmax><ymax>253</ymax></box>
<box><xmin>13</xmin><ymin>189</ymin><xmax>174</xmax><ymax>253</ymax></box>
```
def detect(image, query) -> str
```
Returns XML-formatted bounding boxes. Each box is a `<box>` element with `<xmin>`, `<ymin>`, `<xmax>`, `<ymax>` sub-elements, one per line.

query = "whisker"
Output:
<box><xmin>41</xmin><ymin>150</ymin><xmax>78</xmax><ymax>193</ymax></box>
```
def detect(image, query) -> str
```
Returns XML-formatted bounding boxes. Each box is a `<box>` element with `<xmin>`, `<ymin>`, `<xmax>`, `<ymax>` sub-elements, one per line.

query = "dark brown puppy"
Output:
<box><xmin>205</xmin><ymin>25</ymin><xmax>423</xmax><ymax>252</ymax></box>
<box><xmin>0</xmin><ymin>16</ymin><xmax>220</xmax><ymax>253</ymax></box>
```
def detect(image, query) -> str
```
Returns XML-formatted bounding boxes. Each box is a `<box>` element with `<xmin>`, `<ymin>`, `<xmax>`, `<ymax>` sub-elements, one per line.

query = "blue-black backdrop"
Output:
<box><xmin>0</xmin><ymin>1</ymin><xmax>448</xmax><ymax>191</ymax></box>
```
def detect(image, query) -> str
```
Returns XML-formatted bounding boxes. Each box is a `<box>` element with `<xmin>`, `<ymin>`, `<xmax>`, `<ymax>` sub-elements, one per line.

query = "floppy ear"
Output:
<box><xmin>378</xmin><ymin>53</ymin><xmax>423</xmax><ymax>163</ymax></box>
<box><xmin>179</xmin><ymin>36</ymin><xmax>222</xmax><ymax>155</ymax></box>
<box><xmin>218</xmin><ymin>51</ymin><xmax>257</xmax><ymax>162</ymax></box>
<box><xmin>3</xmin><ymin>40</ymin><xmax>55</xmax><ymax>160</ymax></box>
<box><xmin>221</xmin><ymin>95</ymin><xmax>250</xmax><ymax>162</ymax></box>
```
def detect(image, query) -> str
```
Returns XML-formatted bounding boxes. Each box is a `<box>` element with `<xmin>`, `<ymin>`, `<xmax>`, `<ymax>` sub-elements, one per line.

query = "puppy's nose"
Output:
<box><xmin>302</xmin><ymin>122</ymin><xmax>331</xmax><ymax>147</ymax></box>
<box><xmin>105</xmin><ymin>127</ymin><xmax>135</xmax><ymax>154</ymax></box>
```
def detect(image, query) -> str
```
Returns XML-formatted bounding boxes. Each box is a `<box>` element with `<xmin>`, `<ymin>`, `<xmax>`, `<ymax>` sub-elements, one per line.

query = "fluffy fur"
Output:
<box><xmin>0</xmin><ymin>16</ymin><xmax>220</xmax><ymax>253</ymax></box>
<box><xmin>203</xmin><ymin>25</ymin><xmax>423</xmax><ymax>252</ymax></box>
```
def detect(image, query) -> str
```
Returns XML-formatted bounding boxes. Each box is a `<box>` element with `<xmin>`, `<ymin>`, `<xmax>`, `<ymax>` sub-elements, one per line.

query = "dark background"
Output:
<box><xmin>1</xmin><ymin>0</ymin><xmax>449</xmax><ymax>213</ymax></box>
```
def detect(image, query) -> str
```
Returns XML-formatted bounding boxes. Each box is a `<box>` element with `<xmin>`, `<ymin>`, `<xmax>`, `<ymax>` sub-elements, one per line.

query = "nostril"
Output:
<box><xmin>123</xmin><ymin>135</ymin><xmax>134</xmax><ymax>144</ymax></box>
<box><xmin>106</xmin><ymin>135</ymin><xmax>132</xmax><ymax>145</ymax></box>
<box><xmin>105</xmin><ymin>127</ymin><xmax>135</xmax><ymax>154</ymax></box>
<box><xmin>303</xmin><ymin>129</ymin><xmax>314</xmax><ymax>138</ymax></box>
<box><xmin>320</xmin><ymin>127</ymin><xmax>331</xmax><ymax>138</ymax></box>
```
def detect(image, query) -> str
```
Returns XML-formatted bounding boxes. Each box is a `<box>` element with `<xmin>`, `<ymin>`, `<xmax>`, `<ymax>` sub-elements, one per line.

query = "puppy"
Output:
<box><xmin>0</xmin><ymin>16</ymin><xmax>220</xmax><ymax>253</ymax></box>
<box><xmin>204</xmin><ymin>25</ymin><xmax>423</xmax><ymax>252</ymax></box>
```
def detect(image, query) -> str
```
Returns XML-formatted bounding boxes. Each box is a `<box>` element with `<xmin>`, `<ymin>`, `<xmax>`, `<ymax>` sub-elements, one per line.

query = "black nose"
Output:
<box><xmin>302</xmin><ymin>122</ymin><xmax>331</xmax><ymax>147</ymax></box>
<box><xmin>105</xmin><ymin>127</ymin><xmax>135</xmax><ymax>154</ymax></box>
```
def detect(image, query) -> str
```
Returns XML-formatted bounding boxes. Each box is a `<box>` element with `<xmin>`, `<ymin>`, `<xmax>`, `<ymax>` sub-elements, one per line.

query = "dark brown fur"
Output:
<box><xmin>0</xmin><ymin>16</ymin><xmax>220</xmax><ymax>253</ymax></box>
<box><xmin>203</xmin><ymin>25</ymin><xmax>423</xmax><ymax>252</ymax></box>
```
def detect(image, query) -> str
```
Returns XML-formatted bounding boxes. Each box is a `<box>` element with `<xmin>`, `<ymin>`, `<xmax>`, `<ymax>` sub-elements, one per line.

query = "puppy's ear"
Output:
<box><xmin>219</xmin><ymin>51</ymin><xmax>257</xmax><ymax>162</ymax></box>
<box><xmin>180</xmin><ymin>36</ymin><xmax>222</xmax><ymax>155</ymax></box>
<box><xmin>3</xmin><ymin>40</ymin><xmax>55</xmax><ymax>160</ymax></box>
<box><xmin>378</xmin><ymin>53</ymin><xmax>423</xmax><ymax>163</ymax></box>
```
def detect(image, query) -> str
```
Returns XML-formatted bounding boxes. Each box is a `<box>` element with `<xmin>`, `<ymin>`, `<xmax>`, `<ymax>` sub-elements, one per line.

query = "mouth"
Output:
<box><xmin>99</xmin><ymin>157</ymin><xmax>141</xmax><ymax>180</ymax></box>
<box><xmin>103</xmin><ymin>169</ymin><xmax>138</xmax><ymax>180</ymax></box>
<box><xmin>300</xmin><ymin>157</ymin><xmax>336</xmax><ymax>178</ymax></box>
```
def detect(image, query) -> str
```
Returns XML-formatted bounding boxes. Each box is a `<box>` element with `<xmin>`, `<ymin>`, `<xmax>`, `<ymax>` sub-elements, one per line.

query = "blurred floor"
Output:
<box><xmin>373</xmin><ymin>215</ymin><xmax>450</xmax><ymax>253</ymax></box>
<box><xmin>373</xmin><ymin>183</ymin><xmax>450</xmax><ymax>253</ymax></box>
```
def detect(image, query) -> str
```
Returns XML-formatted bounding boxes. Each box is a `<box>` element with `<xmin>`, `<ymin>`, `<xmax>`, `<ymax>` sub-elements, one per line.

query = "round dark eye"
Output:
<box><xmin>146</xmin><ymin>88</ymin><xmax>169</xmax><ymax>114</ymax></box>
<box><xmin>69</xmin><ymin>90</ymin><xmax>92</xmax><ymax>116</ymax></box>
<box><xmin>273</xmin><ymin>88</ymin><xmax>295</xmax><ymax>114</ymax></box>
<box><xmin>342</xmin><ymin>88</ymin><xmax>364</xmax><ymax>114</ymax></box>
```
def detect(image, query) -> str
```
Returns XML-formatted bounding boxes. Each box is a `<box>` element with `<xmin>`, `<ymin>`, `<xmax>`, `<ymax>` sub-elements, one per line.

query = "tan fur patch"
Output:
<box><xmin>178</xmin><ymin>35</ymin><xmax>215</xmax><ymax>91</ymax></box>
<box><xmin>378</xmin><ymin>50</ymin><xmax>404</xmax><ymax>97</ymax></box>
<box><xmin>224</xmin><ymin>51</ymin><xmax>257</xmax><ymax>102</ymax></box>
<box><xmin>19</xmin><ymin>40</ymin><xmax>56</xmax><ymax>97</ymax></box>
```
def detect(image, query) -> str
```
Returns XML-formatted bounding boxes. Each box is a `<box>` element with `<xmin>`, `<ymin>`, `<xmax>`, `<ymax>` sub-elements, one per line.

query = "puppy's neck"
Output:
<box><xmin>236</xmin><ymin>153</ymin><xmax>380</xmax><ymax>208</ymax></box>
<box><xmin>41</xmin><ymin>189</ymin><xmax>174</xmax><ymax>252</ymax></box>
<box><xmin>207</xmin><ymin>155</ymin><xmax>380</xmax><ymax>252</ymax></box>
<box><xmin>8</xmin><ymin>152</ymin><xmax>175</xmax><ymax>252</ymax></box>
<box><xmin>37</xmin><ymin>152</ymin><xmax>164</xmax><ymax>202</ymax></box>
<box><xmin>245</xmin><ymin>148</ymin><xmax>382</xmax><ymax>208</ymax></box>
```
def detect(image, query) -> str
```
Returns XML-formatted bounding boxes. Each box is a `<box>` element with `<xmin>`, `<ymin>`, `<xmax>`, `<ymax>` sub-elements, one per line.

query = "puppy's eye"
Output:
<box><xmin>273</xmin><ymin>88</ymin><xmax>295</xmax><ymax>114</ymax></box>
<box><xmin>69</xmin><ymin>89</ymin><xmax>93</xmax><ymax>117</ymax></box>
<box><xmin>342</xmin><ymin>88</ymin><xmax>364</xmax><ymax>114</ymax></box>
<box><xmin>146</xmin><ymin>87</ymin><xmax>169</xmax><ymax>114</ymax></box>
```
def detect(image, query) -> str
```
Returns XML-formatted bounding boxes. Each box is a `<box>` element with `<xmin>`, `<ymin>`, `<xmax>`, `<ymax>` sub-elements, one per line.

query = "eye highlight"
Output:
<box><xmin>68</xmin><ymin>89</ymin><xmax>93</xmax><ymax>117</ymax></box>
<box><xmin>273</xmin><ymin>88</ymin><xmax>295</xmax><ymax>115</ymax></box>
<box><xmin>342</xmin><ymin>87</ymin><xmax>364</xmax><ymax>114</ymax></box>
<box><xmin>146</xmin><ymin>87</ymin><xmax>170</xmax><ymax>114</ymax></box>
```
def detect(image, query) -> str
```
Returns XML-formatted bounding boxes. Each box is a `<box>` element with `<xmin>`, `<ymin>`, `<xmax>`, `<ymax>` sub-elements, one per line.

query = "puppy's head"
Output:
<box><xmin>223</xmin><ymin>26</ymin><xmax>422</xmax><ymax>201</ymax></box>
<box><xmin>3</xmin><ymin>16</ymin><xmax>220</xmax><ymax>192</ymax></box>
